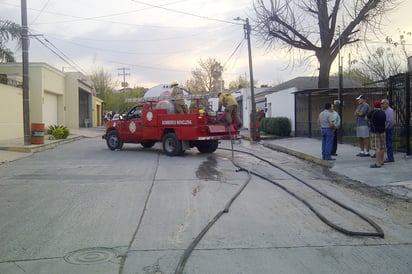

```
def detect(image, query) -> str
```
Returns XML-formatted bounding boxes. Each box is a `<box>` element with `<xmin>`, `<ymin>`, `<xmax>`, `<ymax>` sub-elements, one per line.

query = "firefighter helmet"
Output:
<box><xmin>170</xmin><ymin>81</ymin><xmax>178</xmax><ymax>87</ymax></box>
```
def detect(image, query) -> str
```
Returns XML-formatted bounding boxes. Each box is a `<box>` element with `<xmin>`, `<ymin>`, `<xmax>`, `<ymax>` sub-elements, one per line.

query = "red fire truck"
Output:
<box><xmin>102</xmin><ymin>95</ymin><xmax>239</xmax><ymax>156</ymax></box>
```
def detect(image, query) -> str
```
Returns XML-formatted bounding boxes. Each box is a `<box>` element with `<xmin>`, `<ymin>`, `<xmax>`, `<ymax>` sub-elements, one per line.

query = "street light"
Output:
<box><xmin>234</xmin><ymin>17</ymin><xmax>257</xmax><ymax>141</ymax></box>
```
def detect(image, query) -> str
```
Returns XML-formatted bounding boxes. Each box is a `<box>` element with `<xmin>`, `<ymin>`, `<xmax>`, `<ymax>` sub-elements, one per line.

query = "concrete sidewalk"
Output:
<box><xmin>0</xmin><ymin>128</ymin><xmax>104</xmax><ymax>164</ymax></box>
<box><xmin>261</xmin><ymin>136</ymin><xmax>412</xmax><ymax>200</ymax></box>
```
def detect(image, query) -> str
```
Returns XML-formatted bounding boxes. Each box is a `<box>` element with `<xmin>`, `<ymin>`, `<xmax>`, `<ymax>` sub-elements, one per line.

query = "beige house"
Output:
<box><xmin>64</xmin><ymin>71</ymin><xmax>94</xmax><ymax>128</ymax></box>
<box><xmin>0</xmin><ymin>75</ymin><xmax>23</xmax><ymax>141</ymax></box>
<box><xmin>0</xmin><ymin>63</ymin><xmax>102</xmax><ymax>142</ymax></box>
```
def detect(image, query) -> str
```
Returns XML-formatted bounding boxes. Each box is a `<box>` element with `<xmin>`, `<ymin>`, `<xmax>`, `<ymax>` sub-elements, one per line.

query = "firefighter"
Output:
<box><xmin>217</xmin><ymin>92</ymin><xmax>242</xmax><ymax>128</ymax></box>
<box><xmin>171</xmin><ymin>82</ymin><xmax>189</xmax><ymax>114</ymax></box>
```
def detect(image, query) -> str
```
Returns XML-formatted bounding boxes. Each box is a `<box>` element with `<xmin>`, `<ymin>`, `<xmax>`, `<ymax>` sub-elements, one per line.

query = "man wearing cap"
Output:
<box><xmin>354</xmin><ymin>95</ymin><xmax>370</xmax><ymax>157</ymax></box>
<box><xmin>381</xmin><ymin>99</ymin><xmax>395</xmax><ymax>162</ymax></box>
<box><xmin>366</xmin><ymin>101</ymin><xmax>386</xmax><ymax>168</ymax></box>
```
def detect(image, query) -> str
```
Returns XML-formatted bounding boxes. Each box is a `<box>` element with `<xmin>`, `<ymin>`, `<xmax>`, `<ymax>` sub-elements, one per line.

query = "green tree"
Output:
<box><xmin>103</xmin><ymin>86</ymin><xmax>147</xmax><ymax>114</ymax></box>
<box><xmin>228</xmin><ymin>75</ymin><xmax>251</xmax><ymax>90</ymax></box>
<box><xmin>253</xmin><ymin>0</ymin><xmax>399</xmax><ymax>88</ymax></box>
<box><xmin>0</xmin><ymin>19</ymin><xmax>22</xmax><ymax>62</ymax></box>
<box><xmin>123</xmin><ymin>87</ymin><xmax>147</xmax><ymax>109</ymax></box>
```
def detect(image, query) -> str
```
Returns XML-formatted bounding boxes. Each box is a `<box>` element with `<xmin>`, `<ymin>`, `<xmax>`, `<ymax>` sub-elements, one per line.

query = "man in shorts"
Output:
<box><xmin>354</xmin><ymin>95</ymin><xmax>370</xmax><ymax>157</ymax></box>
<box><xmin>366</xmin><ymin>100</ymin><xmax>386</xmax><ymax>168</ymax></box>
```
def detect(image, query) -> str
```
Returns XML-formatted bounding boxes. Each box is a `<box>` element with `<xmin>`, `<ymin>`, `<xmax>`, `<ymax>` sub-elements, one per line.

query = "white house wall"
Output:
<box><xmin>265</xmin><ymin>87</ymin><xmax>296</xmax><ymax>132</ymax></box>
<box><xmin>232</xmin><ymin>88</ymin><xmax>251</xmax><ymax>129</ymax></box>
<box><xmin>0</xmin><ymin>84</ymin><xmax>23</xmax><ymax>141</ymax></box>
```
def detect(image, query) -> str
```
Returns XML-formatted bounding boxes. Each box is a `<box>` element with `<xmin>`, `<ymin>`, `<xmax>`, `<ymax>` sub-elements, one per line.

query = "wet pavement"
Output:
<box><xmin>1</xmin><ymin>127</ymin><xmax>411</xmax><ymax>201</ymax></box>
<box><xmin>1</xmin><ymin>129</ymin><xmax>411</xmax><ymax>274</ymax></box>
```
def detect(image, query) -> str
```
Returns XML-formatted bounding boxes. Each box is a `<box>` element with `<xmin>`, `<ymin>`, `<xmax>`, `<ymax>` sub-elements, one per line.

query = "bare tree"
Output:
<box><xmin>386</xmin><ymin>30</ymin><xmax>411</xmax><ymax>70</ymax></box>
<box><xmin>253</xmin><ymin>0</ymin><xmax>398</xmax><ymax>88</ymax></box>
<box><xmin>187</xmin><ymin>58</ymin><xmax>223</xmax><ymax>94</ymax></box>
<box><xmin>89</xmin><ymin>67</ymin><xmax>114</xmax><ymax>100</ymax></box>
<box><xmin>354</xmin><ymin>46</ymin><xmax>405</xmax><ymax>81</ymax></box>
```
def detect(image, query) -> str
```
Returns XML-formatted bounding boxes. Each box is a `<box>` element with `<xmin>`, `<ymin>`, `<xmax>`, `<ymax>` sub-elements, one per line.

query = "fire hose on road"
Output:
<box><xmin>174</xmin><ymin>139</ymin><xmax>384</xmax><ymax>274</ymax></box>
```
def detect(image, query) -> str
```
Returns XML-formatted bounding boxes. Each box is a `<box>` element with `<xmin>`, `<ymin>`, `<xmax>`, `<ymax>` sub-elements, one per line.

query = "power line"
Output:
<box><xmin>131</xmin><ymin>0</ymin><xmax>241</xmax><ymax>25</ymax></box>
<box><xmin>223</xmin><ymin>39</ymin><xmax>245</xmax><ymax>68</ymax></box>
<box><xmin>42</xmin><ymin>37</ymin><xmax>87</xmax><ymax>74</ymax></box>
<box><xmin>7</xmin><ymin>1</ymin><xmax>198</xmax><ymax>28</ymax></box>
<box><xmin>32</xmin><ymin>34</ymin><xmax>88</xmax><ymax>75</ymax></box>
<box><xmin>29</xmin><ymin>0</ymin><xmax>51</xmax><ymax>25</ymax></box>
<box><xmin>31</xmin><ymin>24</ymin><xmax>239</xmax><ymax>43</ymax></box>
<box><xmin>42</xmin><ymin>36</ymin><xmax>195</xmax><ymax>56</ymax></box>
<box><xmin>32</xmin><ymin>0</ymin><xmax>186</xmax><ymax>25</ymax></box>
<box><xmin>2</xmin><ymin>1</ymin><xmax>190</xmax><ymax>29</ymax></box>
<box><xmin>99</xmin><ymin>58</ymin><xmax>191</xmax><ymax>73</ymax></box>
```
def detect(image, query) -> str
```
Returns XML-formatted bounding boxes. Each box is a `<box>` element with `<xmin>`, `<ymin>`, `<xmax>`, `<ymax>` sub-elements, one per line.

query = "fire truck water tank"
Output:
<box><xmin>155</xmin><ymin>100</ymin><xmax>176</xmax><ymax>114</ymax></box>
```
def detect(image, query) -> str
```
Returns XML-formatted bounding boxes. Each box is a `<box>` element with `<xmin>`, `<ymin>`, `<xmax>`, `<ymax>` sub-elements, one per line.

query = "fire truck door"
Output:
<box><xmin>122</xmin><ymin>106</ymin><xmax>143</xmax><ymax>142</ymax></box>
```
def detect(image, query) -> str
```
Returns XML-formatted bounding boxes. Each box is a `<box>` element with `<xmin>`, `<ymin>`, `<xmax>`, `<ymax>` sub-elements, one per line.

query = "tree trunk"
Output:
<box><xmin>317</xmin><ymin>49</ymin><xmax>334</xmax><ymax>88</ymax></box>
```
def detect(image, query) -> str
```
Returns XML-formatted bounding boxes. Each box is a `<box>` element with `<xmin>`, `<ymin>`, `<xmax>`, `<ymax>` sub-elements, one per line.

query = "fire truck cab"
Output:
<box><xmin>103</xmin><ymin>95</ymin><xmax>239</xmax><ymax>156</ymax></box>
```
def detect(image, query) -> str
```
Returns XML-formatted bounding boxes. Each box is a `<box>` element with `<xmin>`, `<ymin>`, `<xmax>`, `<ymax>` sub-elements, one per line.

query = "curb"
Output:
<box><xmin>262</xmin><ymin>142</ymin><xmax>333</xmax><ymax>168</ymax></box>
<box><xmin>0</xmin><ymin>135</ymin><xmax>83</xmax><ymax>153</ymax></box>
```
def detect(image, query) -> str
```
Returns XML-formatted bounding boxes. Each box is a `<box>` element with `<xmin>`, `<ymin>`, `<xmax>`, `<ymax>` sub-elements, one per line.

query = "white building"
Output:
<box><xmin>265</xmin><ymin>87</ymin><xmax>296</xmax><ymax>132</ymax></box>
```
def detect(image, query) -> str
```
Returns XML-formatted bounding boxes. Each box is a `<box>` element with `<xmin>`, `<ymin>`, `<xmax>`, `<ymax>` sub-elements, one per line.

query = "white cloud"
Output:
<box><xmin>2</xmin><ymin>0</ymin><xmax>411</xmax><ymax>89</ymax></box>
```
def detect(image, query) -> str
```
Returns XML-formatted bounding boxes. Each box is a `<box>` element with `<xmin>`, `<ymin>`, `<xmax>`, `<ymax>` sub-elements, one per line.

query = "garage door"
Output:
<box><xmin>43</xmin><ymin>92</ymin><xmax>58</xmax><ymax>126</ymax></box>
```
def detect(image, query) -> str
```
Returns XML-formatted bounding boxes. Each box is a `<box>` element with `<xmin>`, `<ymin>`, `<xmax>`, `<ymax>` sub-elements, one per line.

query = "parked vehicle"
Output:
<box><xmin>102</xmin><ymin>95</ymin><xmax>239</xmax><ymax>156</ymax></box>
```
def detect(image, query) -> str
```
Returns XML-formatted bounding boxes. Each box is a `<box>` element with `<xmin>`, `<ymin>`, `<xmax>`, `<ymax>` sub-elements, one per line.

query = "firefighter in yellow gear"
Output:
<box><xmin>171</xmin><ymin>82</ymin><xmax>189</xmax><ymax>114</ymax></box>
<box><xmin>217</xmin><ymin>92</ymin><xmax>242</xmax><ymax>128</ymax></box>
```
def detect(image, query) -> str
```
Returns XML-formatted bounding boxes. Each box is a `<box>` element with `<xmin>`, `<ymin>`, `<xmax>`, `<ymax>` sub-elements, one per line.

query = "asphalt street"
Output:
<box><xmin>0</xmin><ymin>136</ymin><xmax>411</xmax><ymax>274</ymax></box>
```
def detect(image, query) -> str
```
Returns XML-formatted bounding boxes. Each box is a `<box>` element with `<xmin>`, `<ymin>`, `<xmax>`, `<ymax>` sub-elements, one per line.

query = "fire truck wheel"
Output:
<box><xmin>196</xmin><ymin>141</ymin><xmax>218</xmax><ymax>153</ymax></box>
<box><xmin>162</xmin><ymin>132</ymin><xmax>183</xmax><ymax>156</ymax></box>
<box><xmin>106</xmin><ymin>130</ymin><xmax>122</xmax><ymax>151</ymax></box>
<box><xmin>141</xmin><ymin>141</ymin><xmax>156</xmax><ymax>148</ymax></box>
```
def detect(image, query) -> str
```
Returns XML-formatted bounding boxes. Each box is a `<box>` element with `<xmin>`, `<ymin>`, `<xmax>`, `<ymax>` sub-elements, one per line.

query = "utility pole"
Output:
<box><xmin>235</xmin><ymin>17</ymin><xmax>256</xmax><ymax>141</ymax></box>
<box><xmin>118</xmin><ymin>67</ymin><xmax>130</xmax><ymax>91</ymax></box>
<box><xmin>337</xmin><ymin>26</ymin><xmax>343</xmax><ymax>144</ymax></box>
<box><xmin>21</xmin><ymin>0</ymin><xmax>31</xmax><ymax>145</ymax></box>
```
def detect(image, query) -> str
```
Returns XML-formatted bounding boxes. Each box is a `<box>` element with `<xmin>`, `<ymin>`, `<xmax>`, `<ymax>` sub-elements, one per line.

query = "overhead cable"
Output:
<box><xmin>131</xmin><ymin>0</ymin><xmax>242</xmax><ymax>25</ymax></box>
<box><xmin>32</xmin><ymin>34</ymin><xmax>88</xmax><ymax>75</ymax></box>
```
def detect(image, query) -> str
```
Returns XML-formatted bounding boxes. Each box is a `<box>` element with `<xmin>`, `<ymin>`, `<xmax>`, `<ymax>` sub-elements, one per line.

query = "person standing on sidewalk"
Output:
<box><xmin>366</xmin><ymin>101</ymin><xmax>386</xmax><ymax>168</ymax></box>
<box><xmin>318</xmin><ymin>103</ymin><xmax>335</xmax><ymax>160</ymax></box>
<box><xmin>381</xmin><ymin>98</ymin><xmax>395</xmax><ymax>162</ymax></box>
<box><xmin>331</xmin><ymin>103</ymin><xmax>341</xmax><ymax>156</ymax></box>
<box><xmin>354</xmin><ymin>95</ymin><xmax>370</xmax><ymax>157</ymax></box>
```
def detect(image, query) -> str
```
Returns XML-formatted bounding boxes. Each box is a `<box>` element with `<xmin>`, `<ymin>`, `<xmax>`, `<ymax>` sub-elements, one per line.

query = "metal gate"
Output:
<box><xmin>388</xmin><ymin>72</ymin><xmax>411</xmax><ymax>156</ymax></box>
